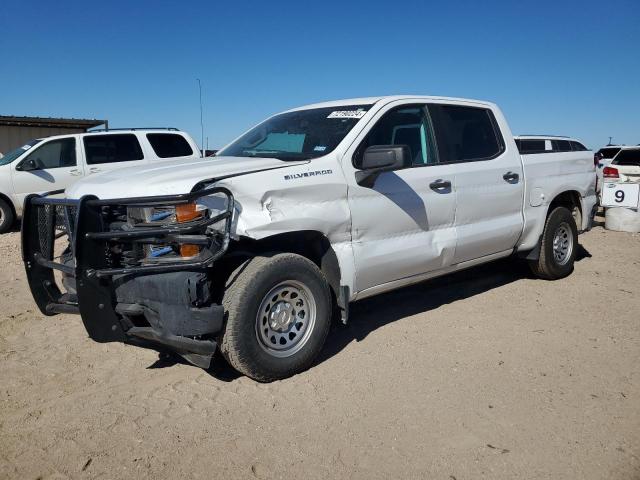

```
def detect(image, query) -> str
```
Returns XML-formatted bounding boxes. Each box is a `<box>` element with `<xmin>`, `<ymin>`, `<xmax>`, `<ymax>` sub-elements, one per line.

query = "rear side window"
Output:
<box><xmin>570</xmin><ymin>141</ymin><xmax>588</xmax><ymax>151</ymax></box>
<box><xmin>612</xmin><ymin>149</ymin><xmax>640</xmax><ymax>166</ymax></box>
<box><xmin>22</xmin><ymin>138</ymin><xmax>76</xmax><ymax>169</ymax></box>
<box><xmin>551</xmin><ymin>140</ymin><xmax>572</xmax><ymax>152</ymax></box>
<box><xmin>428</xmin><ymin>105</ymin><xmax>504</xmax><ymax>162</ymax></box>
<box><xmin>84</xmin><ymin>134</ymin><xmax>144</xmax><ymax>165</ymax></box>
<box><xmin>147</xmin><ymin>133</ymin><xmax>194</xmax><ymax>158</ymax></box>
<box><xmin>517</xmin><ymin>139</ymin><xmax>546</xmax><ymax>154</ymax></box>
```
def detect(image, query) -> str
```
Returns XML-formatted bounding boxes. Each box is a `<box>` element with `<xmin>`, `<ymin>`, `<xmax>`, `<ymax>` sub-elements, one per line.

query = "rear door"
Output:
<box><xmin>11</xmin><ymin>136</ymin><xmax>83</xmax><ymax>206</ymax></box>
<box><xmin>428</xmin><ymin>103</ymin><xmax>524</xmax><ymax>264</ymax></box>
<box><xmin>81</xmin><ymin>133</ymin><xmax>147</xmax><ymax>175</ymax></box>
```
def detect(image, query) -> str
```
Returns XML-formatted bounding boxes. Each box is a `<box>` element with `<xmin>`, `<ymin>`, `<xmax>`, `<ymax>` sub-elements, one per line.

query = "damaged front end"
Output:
<box><xmin>22</xmin><ymin>187</ymin><xmax>234</xmax><ymax>368</ymax></box>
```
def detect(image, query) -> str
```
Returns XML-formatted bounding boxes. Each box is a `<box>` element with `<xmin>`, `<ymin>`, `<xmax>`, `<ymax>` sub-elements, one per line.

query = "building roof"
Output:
<box><xmin>0</xmin><ymin>115</ymin><xmax>106</xmax><ymax>129</ymax></box>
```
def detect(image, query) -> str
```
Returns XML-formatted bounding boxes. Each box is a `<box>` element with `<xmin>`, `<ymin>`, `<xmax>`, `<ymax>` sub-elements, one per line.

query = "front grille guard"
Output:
<box><xmin>22</xmin><ymin>187</ymin><xmax>235</xmax><ymax>325</ymax></box>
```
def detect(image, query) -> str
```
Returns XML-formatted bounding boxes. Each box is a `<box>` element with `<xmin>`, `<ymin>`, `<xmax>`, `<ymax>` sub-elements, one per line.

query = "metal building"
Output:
<box><xmin>0</xmin><ymin>116</ymin><xmax>107</xmax><ymax>155</ymax></box>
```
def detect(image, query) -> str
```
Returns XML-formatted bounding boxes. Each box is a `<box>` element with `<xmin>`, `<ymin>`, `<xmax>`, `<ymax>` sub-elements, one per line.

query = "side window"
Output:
<box><xmin>354</xmin><ymin>104</ymin><xmax>437</xmax><ymax>168</ymax></box>
<box><xmin>84</xmin><ymin>134</ymin><xmax>144</xmax><ymax>165</ymax></box>
<box><xmin>570</xmin><ymin>141</ymin><xmax>587</xmax><ymax>151</ymax></box>
<box><xmin>428</xmin><ymin>105</ymin><xmax>504</xmax><ymax>162</ymax></box>
<box><xmin>147</xmin><ymin>133</ymin><xmax>194</xmax><ymax>158</ymax></box>
<box><xmin>22</xmin><ymin>138</ymin><xmax>76</xmax><ymax>169</ymax></box>
<box><xmin>517</xmin><ymin>139</ymin><xmax>546</xmax><ymax>154</ymax></box>
<box><xmin>551</xmin><ymin>140</ymin><xmax>572</xmax><ymax>152</ymax></box>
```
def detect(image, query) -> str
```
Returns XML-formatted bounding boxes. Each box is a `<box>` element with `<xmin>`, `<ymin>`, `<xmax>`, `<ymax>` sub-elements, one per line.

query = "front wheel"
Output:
<box><xmin>529</xmin><ymin>206</ymin><xmax>578</xmax><ymax>280</ymax></box>
<box><xmin>220</xmin><ymin>253</ymin><xmax>332</xmax><ymax>382</ymax></box>
<box><xmin>0</xmin><ymin>198</ymin><xmax>15</xmax><ymax>234</ymax></box>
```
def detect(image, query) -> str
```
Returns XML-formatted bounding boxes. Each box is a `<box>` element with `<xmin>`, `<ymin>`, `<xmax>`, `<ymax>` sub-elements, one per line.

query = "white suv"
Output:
<box><xmin>514</xmin><ymin>135</ymin><xmax>590</xmax><ymax>154</ymax></box>
<box><xmin>0</xmin><ymin>129</ymin><xmax>201</xmax><ymax>232</ymax></box>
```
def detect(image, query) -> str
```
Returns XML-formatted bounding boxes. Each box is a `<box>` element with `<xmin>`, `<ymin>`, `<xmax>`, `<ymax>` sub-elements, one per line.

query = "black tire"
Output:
<box><xmin>529</xmin><ymin>206</ymin><xmax>578</xmax><ymax>280</ymax></box>
<box><xmin>220</xmin><ymin>253</ymin><xmax>332</xmax><ymax>382</ymax></box>
<box><xmin>0</xmin><ymin>198</ymin><xmax>15</xmax><ymax>234</ymax></box>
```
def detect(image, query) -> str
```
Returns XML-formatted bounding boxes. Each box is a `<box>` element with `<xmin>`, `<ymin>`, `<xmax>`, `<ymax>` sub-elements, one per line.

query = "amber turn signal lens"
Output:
<box><xmin>175</xmin><ymin>203</ymin><xmax>202</xmax><ymax>223</ymax></box>
<box><xmin>180</xmin><ymin>244</ymin><xmax>200</xmax><ymax>257</ymax></box>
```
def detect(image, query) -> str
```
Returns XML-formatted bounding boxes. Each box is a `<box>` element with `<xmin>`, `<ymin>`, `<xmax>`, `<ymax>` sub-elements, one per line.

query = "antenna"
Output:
<box><xmin>608</xmin><ymin>136</ymin><xmax>613</xmax><ymax>146</ymax></box>
<box><xmin>197</xmin><ymin>78</ymin><xmax>204</xmax><ymax>157</ymax></box>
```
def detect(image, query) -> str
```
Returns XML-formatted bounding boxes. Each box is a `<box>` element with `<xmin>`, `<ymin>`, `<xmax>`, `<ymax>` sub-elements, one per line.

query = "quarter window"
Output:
<box><xmin>147</xmin><ymin>133</ymin><xmax>194</xmax><ymax>158</ymax></box>
<box><xmin>22</xmin><ymin>138</ymin><xmax>76</xmax><ymax>169</ymax></box>
<box><xmin>428</xmin><ymin>105</ymin><xmax>504</xmax><ymax>162</ymax></box>
<box><xmin>570</xmin><ymin>141</ymin><xmax>588</xmax><ymax>151</ymax></box>
<box><xmin>551</xmin><ymin>140</ymin><xmax>572</xmax><ymax>152</ymax></box>
<box><xmin>84</xmin><ymin>134</ymin><xmax>144</xmax><ymax>165</ymax></box>
<box><xmin>354</xmin><ymin>105</ymin><xmax>437</xmax><ymax>168</ymax></box>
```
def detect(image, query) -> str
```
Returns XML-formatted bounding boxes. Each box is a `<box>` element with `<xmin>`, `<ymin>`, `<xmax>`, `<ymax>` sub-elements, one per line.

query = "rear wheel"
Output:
<box><xmin>529</xmin><ymin>206</ymin><xmax>578</xmax><ymax>279</ymax></box>
<box><xmin>0</xmin><ymin>199</ymin><xmax>15</xmax><ymax>234</ymax></box>
<box><xmin>220</xmin><ymin>253</ymin><xmax>332</xmax><ymax>382</ymax></box>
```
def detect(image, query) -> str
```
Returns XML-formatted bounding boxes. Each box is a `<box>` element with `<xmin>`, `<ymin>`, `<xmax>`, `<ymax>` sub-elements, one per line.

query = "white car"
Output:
<box><xmin>0</xmin><ymin>129</ymin><xmax>201</xmax><ymax>232</ymax></box>
<box><xmin>22</xmin><ymin>95</ymin><xmax>597</xmax><ymax>381</ymax></box>
<box><xmin>602</xmin><ymin>147</ymin><xmax>640</xmax><ymax>184</ymax></box>
<box><xmin>514</xmin><ymin>135</ymin><xmax>590</xmax><ymax>154</ymax></box>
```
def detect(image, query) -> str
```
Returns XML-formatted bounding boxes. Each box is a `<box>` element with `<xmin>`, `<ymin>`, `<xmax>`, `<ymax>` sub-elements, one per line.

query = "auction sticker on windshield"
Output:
<box><xmin>602</xmin><ymin>182</ymin><xmax>640</xmax><ymax>209</ymax></box>
<box><xmin>327</xmin><ymin>110</ymin><xmax>367</xmax><ymax>119</ymax></box>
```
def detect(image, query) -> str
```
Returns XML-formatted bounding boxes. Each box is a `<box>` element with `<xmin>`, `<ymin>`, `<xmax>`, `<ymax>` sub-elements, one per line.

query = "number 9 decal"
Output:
<box><xmin>615</xmin><ymin>190</ymin><xmax>625</xmax><ymax>203</ymax></box>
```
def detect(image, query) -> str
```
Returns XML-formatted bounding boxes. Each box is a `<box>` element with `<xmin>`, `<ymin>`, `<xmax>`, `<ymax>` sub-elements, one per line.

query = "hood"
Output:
<box><xmin>66</xmin><ymin>156</ymin><xmax>308</xmax><ymax>199</ymax></box>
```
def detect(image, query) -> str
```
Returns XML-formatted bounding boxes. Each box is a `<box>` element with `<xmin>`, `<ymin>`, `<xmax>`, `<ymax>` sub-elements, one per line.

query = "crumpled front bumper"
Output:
<box><xmin>21</xmin><ymin>188</ymin><xmax>234</xmax><ymax>368</ymax></box>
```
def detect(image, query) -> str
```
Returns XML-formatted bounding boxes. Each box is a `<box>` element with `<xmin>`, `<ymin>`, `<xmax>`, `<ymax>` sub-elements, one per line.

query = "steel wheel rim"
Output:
<box><xmin>255</xmin><ymin>280</ymin><xmax>317</xmax><ymax>358</ymax></box>
<box><xmin>552</xmin><ymin>222</ymin><xmax>573</xmax><ymax>266</ymax></box>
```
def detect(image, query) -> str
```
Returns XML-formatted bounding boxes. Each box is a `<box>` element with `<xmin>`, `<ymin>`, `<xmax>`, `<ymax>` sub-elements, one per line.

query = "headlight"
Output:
<box><xmin>126</xmin><ymin>192</ymin><xmax>230</xmax><ymax>260</ymax></box>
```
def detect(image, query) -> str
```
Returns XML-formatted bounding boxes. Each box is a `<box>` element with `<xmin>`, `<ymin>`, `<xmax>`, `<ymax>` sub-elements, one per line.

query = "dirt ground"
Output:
<box><xmin>1</xmin><ymin>218</ymin><xmax>639</xmax><ymax>480</ymax></box>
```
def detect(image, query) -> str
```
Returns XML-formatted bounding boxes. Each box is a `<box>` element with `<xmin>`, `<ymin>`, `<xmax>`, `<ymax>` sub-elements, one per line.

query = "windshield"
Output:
<box><xmin>612</xmin><ymin>149</ymin><xmax>640</xmax><ymax>166</ymax></box>
<box><xmin>217</xmin><ymin>105</ymin><xmax>372</xmax><ymax>160</ymax></box>
<box><xmin>0</xmin><ymin>139</ymin><xmax>42</xmax><ymax>166</ymax></box>
<box><xmin>598</xmin><ymin>147</ymin><xmax>621</xmax><ymax>159</ymax></box>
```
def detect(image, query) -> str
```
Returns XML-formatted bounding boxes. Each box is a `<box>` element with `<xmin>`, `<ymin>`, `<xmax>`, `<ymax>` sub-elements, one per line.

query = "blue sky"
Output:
<box><xmin>1</xmin><ymin>0</ymin><xmax>638</xmax><ymax>150</ymax></box>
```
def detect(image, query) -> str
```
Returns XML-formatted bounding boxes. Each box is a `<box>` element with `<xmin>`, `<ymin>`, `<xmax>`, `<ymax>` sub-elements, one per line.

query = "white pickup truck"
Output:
<box><xmin>22</xmin><ymin>96</ymin><xmax>597</xmax><ymax>381</ymax></box>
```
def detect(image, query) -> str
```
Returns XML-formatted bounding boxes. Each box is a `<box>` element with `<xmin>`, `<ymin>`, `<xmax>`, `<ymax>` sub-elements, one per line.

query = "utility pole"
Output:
<box><xmin>197</xmin><ymin>78</ymin><xmax>204</xmax><ymax>157</ymax></box>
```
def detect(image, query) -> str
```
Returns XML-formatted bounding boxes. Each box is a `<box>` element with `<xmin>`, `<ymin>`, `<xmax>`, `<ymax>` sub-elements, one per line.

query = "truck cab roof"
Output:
<box><xmin>286</xmin><ymin>95</ymin><xmax>497</xmax><ymax>113</ymax></box>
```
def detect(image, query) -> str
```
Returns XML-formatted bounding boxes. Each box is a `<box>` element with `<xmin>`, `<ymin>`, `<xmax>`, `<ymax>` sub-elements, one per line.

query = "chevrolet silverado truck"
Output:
<box><xmin>22</xmin><ymin>96</ymin><xmax>597</xmax><ymax>381</ymax></box>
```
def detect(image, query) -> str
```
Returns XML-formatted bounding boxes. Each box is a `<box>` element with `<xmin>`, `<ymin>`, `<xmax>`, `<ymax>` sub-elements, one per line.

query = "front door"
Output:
<box><xmin>344</xmin><ymin>102</ymin><xmax>458</xmax><ymax>293</ymax></box>
<box><xmin>11</xmin><ymin>136</ymin><xmax>83</xmax><ymax>207</ymax></box>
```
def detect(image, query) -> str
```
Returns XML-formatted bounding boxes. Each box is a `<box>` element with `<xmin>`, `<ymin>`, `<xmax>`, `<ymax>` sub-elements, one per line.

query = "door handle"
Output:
<box><xmin>69</xmin><ymin>169</ymin><xmax>82</xmax><ymax>176</ymax></box>
<box><xmin>503</xmin><ymin>171</ymin><xmax>519</xmax><ymax>183</ymax></box>
<box><xmin>429</xmin><ymin>179</ymin><xmax>452</xmax><ymax>192</ymax></box>
<box><xmin>89</xmin><ymin>167</ymin><xmax>101</xmax><ymax>173</ymax></box>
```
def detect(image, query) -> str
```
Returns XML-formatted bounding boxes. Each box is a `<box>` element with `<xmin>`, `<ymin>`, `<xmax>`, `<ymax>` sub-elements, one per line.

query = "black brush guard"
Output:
<box><xmin>22</xmin><ymin>187</ymin><xmax>234</xmax><ymax>367</ymax></box>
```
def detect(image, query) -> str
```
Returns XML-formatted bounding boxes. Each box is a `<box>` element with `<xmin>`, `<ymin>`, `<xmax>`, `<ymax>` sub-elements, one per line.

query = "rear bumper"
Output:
<box><xmin>21</xmin><ymin>188</ymin><xmax>234</xmax><ymax>367</ymax></box>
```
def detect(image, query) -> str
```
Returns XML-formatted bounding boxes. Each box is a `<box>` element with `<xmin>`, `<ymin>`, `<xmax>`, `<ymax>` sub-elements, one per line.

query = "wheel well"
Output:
<box><xmin>227</xmin><ymin>231</ymin><xmax>342</xmax><ymax>297</ymax></box>
<box><xmin>0</xmin><ymin>193</ymin><xmax>17</xmax><ymax>218</ymax></box>
<box><xmin>548</xmin><ymin>191</ymin><xmax>582</xmax><ymax>229</ymax></box>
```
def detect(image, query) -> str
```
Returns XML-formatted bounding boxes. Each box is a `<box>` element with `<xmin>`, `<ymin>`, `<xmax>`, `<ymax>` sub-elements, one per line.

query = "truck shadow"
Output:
<box><xmin>316</xmin><ymin>247</ymin><xmax>590</xmax><ymax>367</ymax></box>
<box><xmin>316</xmin><ymin>258</ymin><xmax>529</xmax><ymax>366</ymax></box>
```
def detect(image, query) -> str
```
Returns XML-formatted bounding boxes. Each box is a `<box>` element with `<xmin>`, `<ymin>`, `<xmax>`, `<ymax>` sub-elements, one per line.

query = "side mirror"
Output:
<box><xmin>356</xmin><ymin>145</ymin><xmax>411</xmax><ymax>187</ymax></box>
<box><xmin>16</xmin><ymin>158</ymin><xmax>38</xmax><ymax>171</ymax></box>
<box><xmin>361</xmin><ymin>145</ymin><xmax>411</xmax><ymax>172</ymax></box>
